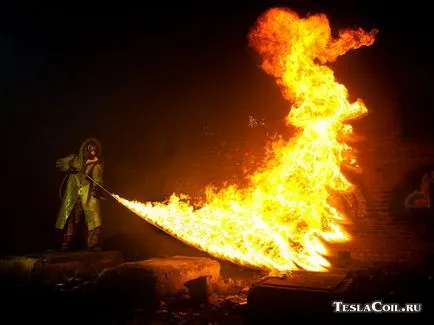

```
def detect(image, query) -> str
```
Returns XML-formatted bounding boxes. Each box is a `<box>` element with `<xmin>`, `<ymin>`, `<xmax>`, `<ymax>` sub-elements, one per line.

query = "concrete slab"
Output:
<box><xmin>258</xmin><ymin>269</ymin><xmax>351</xmax><ymax>291</ymax></box>
<box><xmin>246</xmin><ymin>267</ymin><xmax>431</xmax><ymax>322</ymax></box>
<box><xmin>96</xmin><ymin>255</ymin><xmax>220</xmax><ymax>306</ymax></box>
<box><xmin>0</xmin><ymin>250</ymin><xmax>123</xmax><ymax>285</ymax></box>
<box><xmin>246</xmin><ymin>269</ymin><xmax>353</xmax><ymax>319</ymax></box>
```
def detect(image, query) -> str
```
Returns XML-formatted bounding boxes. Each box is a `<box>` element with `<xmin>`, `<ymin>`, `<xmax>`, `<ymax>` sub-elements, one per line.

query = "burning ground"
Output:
<box><xmin>114</xmin><ymin>8</ymin><xmax>377</xmax><ymax>273</ymax></box>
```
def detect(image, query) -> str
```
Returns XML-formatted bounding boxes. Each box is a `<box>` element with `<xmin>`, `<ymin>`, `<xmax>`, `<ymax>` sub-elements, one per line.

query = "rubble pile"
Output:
<box><xmin>2</xmin><ymin>250</ymin><xmax>431</xmax><ymax>323</ymax></box>
<box><xmin>0</xmin><ymin>252</ymin><xmax>262</xmax><ymax>324</ymax></box>
<box><xmin>130</xmin><ymin>277</ymin><xmax>252</xmax><ymax>325</ymax></box>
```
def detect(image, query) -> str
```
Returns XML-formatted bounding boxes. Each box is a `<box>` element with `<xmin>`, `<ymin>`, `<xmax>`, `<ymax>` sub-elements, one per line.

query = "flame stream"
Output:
<box><xmin>114</xmin><ymin>8</ymin><xmax>377</xmax><ymax>273</ymax></box>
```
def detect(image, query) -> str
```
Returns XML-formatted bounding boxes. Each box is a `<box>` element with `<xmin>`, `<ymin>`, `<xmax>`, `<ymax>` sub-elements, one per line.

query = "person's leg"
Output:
<box><xmin>61</xmin><ymin>200</ymin><xmax>83</xmax><ymax>250</ymax></box>
<box><xmin>87</xmin><ymin>226</ymin><xmax>101</xmax><ymax>250</ymax></box>
<box><xmin>61</xmin><ymin>218</ymin><xmax>75</xmax><ymax>250</ymax></box>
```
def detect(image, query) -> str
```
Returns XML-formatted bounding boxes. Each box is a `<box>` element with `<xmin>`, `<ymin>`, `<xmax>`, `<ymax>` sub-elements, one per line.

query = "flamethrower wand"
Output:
<box><xmin>85</xmin><ymin>175</ymin><xmax>190</xmax><ymax>240</ymax></box>
<box><xmin>84</xmin><ymin>174</ymin><xmax>117</xmax><ymax>201</ymax></box>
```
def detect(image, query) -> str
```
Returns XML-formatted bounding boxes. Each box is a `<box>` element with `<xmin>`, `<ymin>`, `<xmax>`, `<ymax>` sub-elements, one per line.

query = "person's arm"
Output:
<box><xmin>91</xmin><ymin>162</ymin><xmax>104</xmax><ymax>199</ymax></box>
<box><xmin>55</xmin><ymin>154</ymin><xmax>76</xmax><ymax>172</ymax></box>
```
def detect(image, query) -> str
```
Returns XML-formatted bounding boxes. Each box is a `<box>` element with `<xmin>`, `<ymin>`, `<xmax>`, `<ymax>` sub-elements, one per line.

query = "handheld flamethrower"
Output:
<box><xmin>57</xmin><ymin>169</ymin><xmax>172</xmax><ymax>237</ymax></box>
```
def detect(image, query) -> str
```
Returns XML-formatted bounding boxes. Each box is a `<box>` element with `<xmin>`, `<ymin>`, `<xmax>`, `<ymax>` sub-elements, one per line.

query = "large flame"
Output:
<box><xmin>114</xmin><ymin>8</ymin><xmax>377</xmax><ymax>272</ymax></box>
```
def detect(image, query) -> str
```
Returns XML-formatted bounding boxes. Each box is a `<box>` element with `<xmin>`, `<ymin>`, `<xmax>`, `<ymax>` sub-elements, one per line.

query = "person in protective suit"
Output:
<box><xmin>55</xmin><ymin>138</ymin><xmax>104</xmax><ymax>251</ymax></box>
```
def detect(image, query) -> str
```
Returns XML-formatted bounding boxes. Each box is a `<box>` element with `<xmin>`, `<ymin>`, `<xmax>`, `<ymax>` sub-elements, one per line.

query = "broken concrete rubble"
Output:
<box><xmin>185</xmin><ymin>276</ymin><xmax>213</xmax><ymax>302</ymax></box>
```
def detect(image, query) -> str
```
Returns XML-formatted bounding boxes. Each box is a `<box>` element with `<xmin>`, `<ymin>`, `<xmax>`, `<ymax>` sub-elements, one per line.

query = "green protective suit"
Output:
<box><xmin>55</xmin><ymin>138</ymin><xmax>104</xmax><ymax>231</ymax></box>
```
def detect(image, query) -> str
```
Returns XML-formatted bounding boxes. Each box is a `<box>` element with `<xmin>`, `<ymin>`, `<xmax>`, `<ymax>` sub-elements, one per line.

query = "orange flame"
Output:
<box><xmin>114</xmin><ymin>8</ymin><xmax>377</xmax><ymax>272</ymax></box>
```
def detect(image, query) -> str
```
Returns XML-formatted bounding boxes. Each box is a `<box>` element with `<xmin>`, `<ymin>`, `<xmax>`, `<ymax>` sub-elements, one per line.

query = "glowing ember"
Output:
<box><xmin>114</xmin><ymin>8</ymin><xmax>377</xmax><ymax>272</ymax></box>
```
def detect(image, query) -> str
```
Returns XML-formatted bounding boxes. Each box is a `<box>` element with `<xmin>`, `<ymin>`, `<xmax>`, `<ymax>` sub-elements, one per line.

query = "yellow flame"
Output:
<box><xmin>114</xmin><ymin>8</ymin><xmax>377</xmax><ymax>272</ymax></box>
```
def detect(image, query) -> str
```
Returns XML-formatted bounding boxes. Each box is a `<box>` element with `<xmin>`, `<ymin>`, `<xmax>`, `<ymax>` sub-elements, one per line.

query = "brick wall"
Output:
<box><xmin>331</xmin><ymin>105</ymin><xmax>434</xmax><ymax>266</ymax></box>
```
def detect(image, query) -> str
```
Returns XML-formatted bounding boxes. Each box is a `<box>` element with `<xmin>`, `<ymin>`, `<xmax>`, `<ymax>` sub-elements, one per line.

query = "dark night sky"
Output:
<box><xmin>1</xmin><ymin>1</ymin><xmax>433</xmax><ymax>255</ymax></box>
